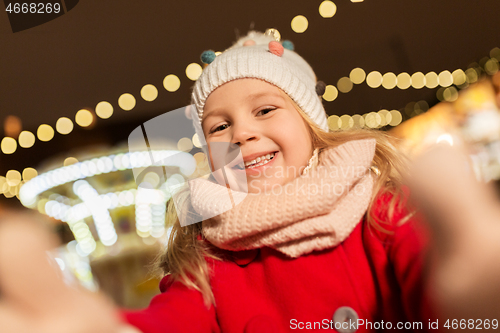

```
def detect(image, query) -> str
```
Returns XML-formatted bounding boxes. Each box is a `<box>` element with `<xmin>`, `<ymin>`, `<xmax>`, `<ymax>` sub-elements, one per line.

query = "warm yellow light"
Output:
<box><xmin>490</xmin><ymin>47</ymin><xmax>500</xmax><ymax>60</ymax></box>
<box><xmin>349</xmin><ymin>68</ymin><xmax>366</xmax><ymax>84</ymax></box>
<box><xmin>163</xmin><ymin>74</ymin><xmax>181</xmax><ymax>92</ymax></box>
<box><xmin>411</xmin><ymin>72</ymin><xmax>426</xmax><ymax>89</ymax></box>
<box><xmin>452</xmin><ymin>69</ymin><xmax>467</xmax><ymax>86</ymax></box>
<box><xmin>378</xmin><ymin>109</ymin><xmax>390</xmax><ymax>126</ymax></box>
<box><xmin>0</xmin><ymin>176</ymin><xmax>6</xmax><ymax>194</ymax></box>
<box><xmin>6</xmin><ymin>170</ymin><xmax>21</xmax><ymax>186</ymax></box>
<box><xmin>465</xmin><ymin>68</ymin><xmax>478</xmax><ymax>84</ymax></box>
<box><xmin>443</xmin><ymin>87</ymin><xmax>458</xmax><ymax>102</ymax></box>
<box><xmin>438</xmin><ymin>70</ymin><xmax>453</xmax><ymax>87</ymax></box>
<box><xmin>1</xmin><ymin>137</ymin><xmax>17</xmax><ymax>154</ymax></box>
<box><xmin>186</xmin><ymin>63</ymin><xmax>203</xmax><ymax>81</ymax></box>
<box><xmin>327</xmin><ymin>115</ymin><xmax>340</xmax><ymax>131</ymax></box>
<box><xmin>351</xmin><ymin>0</ymin><xmax>364</xmax><ymax>2</ymax></box>
<box><xmin>75</xmin><ymin>109</ymin><xmax>94</xmax><ymax>127</ymax></box>
<box><xmin>319</xmin><ymin>1</ymin><xmax>337</xmax><ymax>18</ymax></box>
<box><xmin>64</xmin><ymin>157</ymin><xmax>79</xmax><ymax>166</ymax></box>
<box><xmin>382</xmin><ymin>72</ymin><xmax>397</xmax><ymax>89</ymax></box>
<box><xmin>18</xmin><ymin>131</ymin><xmax>35</xmax><ymax>148</ymax></box>
<box><xmin>3</xmin><ymin>115</ymin><xmax>22</xmax><ymax>138</ymax></box>
<box><xmin>352</xmin><ymin>114</ymin><xmax>364</xmax><ymax>128</ymax></box>
<box><xmin>364</xmin><ymin>112</ymin><xmax>381</xmax><ymax>128</ymax></box>
<box><xmin>323</xmin><ymin>85</ymin><xmax>338</xmax><ymax>101</ymax></box>
<box><xmin>141</xmin><ymin>84</ymin><xmax>158</xmax><ymax>102</ymax></box>
<box><xmin>56</xmin><ymin>117</ymin><xmax>74</xmax><ymax>134</ymax></box>
<box><xmin>396</xmin><ymin>73</ymin><xmax>411</xmax><ymax>89</ymax></box>
<box><xmin>485</xmin><ymin>58</ymin><xmax>499</xmax><ymax>75</ymax></box>
<box><xmin>366</xmin><ymin>71</ymin><xmax>382</xmax><ymax>88</ymax></box>
<box><xmin>337</xmin><ymin>77</ymin><xmax>353</xmax><ymax>93</ymax></box>
<box><xmin>389</xmin><ymin>110</ymin><xmax>402</xmax><ymax>126</ymax></box>
<box><xmin>118</xmin><ymin>93</ymin><xmax>136</xmax><ymax>111</ymax></box>
<box><xmin>215</xmin><ymin>52</ymin><xmax>222</xmax><ymax>56</ymax></box>
<box><xmin>177</xmin><ymin>137</ymin><xmax>193</xmax><ymax>152</ymax></box>
<box><xmin>192</xmin><ymin>133</ymin><xmax>202</xmax><ymax>148</ymax></box>
<box><xmin>425</xmin><ymin>72</ymin><xmax>439</xmax><ymax>88</ymax></box>
<box><xmin>22</xmin><ymin>167</ymin><xmax>37</xmax><ymax>181</ymax></box>
<box><xmin>339</xmin><ymin>115</ymin><xmax>353</xmax><ymax>129</ymax></box>
<box><xmin>291</xmin><ymin>15</ymin><xmax>308</xmax><ymax>33</ymax></box>
<box><xmin>37</xmin><ymin>124</ymin><xmax>54</xmax><ymax>142</ymax></box>
<box><xmin>95</xmin><ymin>101</ymin><xmax>114</xmax><ymax>119</ymax></box>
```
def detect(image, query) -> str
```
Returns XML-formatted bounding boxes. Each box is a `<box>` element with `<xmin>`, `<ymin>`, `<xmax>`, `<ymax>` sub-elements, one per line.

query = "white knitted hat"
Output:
<box><xmin>190</xmin><ymin>30</ymin><xmax>329</xmax><ymax>132</ymax></box>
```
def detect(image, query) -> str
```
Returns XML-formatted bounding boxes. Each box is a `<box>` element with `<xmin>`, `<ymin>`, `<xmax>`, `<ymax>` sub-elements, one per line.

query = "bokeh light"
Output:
<box><xmin>291</xmin><ymin>15</ymin><xmax>308</xmax><ymax>33</ymax></box>
<box><xmin>3</xmin><ymin>115</ymin><xmax>22</xmax><ymax>138</ymax></box>
<box><xmin>1</xmin><ymin>137</ymin><xmax>17</xmax><ymax>154</ymax></box>
<box><xmin>349</xmin><ymin>68</ymin><xmax>366</xmax><ymax>84</ymax></box>
<box><xmin>6</xmin><ymin>170</ymin><xmax>21</xmax><ymax>186</ymax></box>
<box><xmin>95</xmin><ymin>101</ymin><xmax>114</xmax><ymax>119</ymax></box>
<box><xmin>141</xmin><ymin>84</ymin><xmax>158</xmax><ymax>102</ymax></box>
<box><xmin>163</xmin><ymin>74</ymin><xmax>181</xmax><ymax>92</ymax></box>
<box><xmin>364</xmin><ymin>112</ymin><xmax>381</xmax><ymax>128</ymax></box>
<box><xmin>18</xmin><ymin>130</ymin><xmax>35</xmax><ymax>148</ymax></box>
<box><xmin>75</xmin><ymin>109</ymin><xmax>94</xmax><ymax>127</ymax></box>
<box><xmin>37</xmin><ymin>124</ymin><xmax>54</xmax><ymax>142</ymax></box>
<box><xmin>396</xmin><ymin>73</ymin><xmax>411</xmax><ymax>89</ymax></box>
<box><xmin>337</xmin><ymin>77</ymin><xmax>353</xmax><ymax>93</ymax></box>
<box><xmin>56</xmin><ymin>117</ymin><xmax>74</xmax><ymax>134</ymax></box>
<box><xmin>382</xmin><ymin>72</ymin><xmax>397</xmax><ymax>89</ymax></box>
<box><xmin>64</xmin><ymin>157</ymin><xmax>79</xmax><ymax>166</ymax></box>
<box><xmin>438</xmin><ymin>70</ymin><xmax>453</xmax><ymax>87</ymax></box>
<box><xmin>411</xmin><ymin>72</ymin><xmax>426</xmax><ymax>89</ymax></box>
<box><xmin>366</xmin><ymin>71</ymin><xmax>382</xmax><ymax>88</ymax></box>
<box><xmin>118</xmin><ymin>93</ymin><xmax>136</xmax><ymax>111</ymax></box>
<box><xmin>388</xmin><ymin>110</ymin><xmax>402</xmax><ymax>126</ymax></box>
<box><xmin>323</xmin><ymin>85</ymin><xmax>338</xmax><ymax>102</ymax></box>
<box><xmin>425</xmin><ymin>72</ymin><xmax>439</xmax><ymax>88</ymax></box>
<box><xmin>186</xmin><ymin>63</ymin><xmax>203</xmax><ymax>81</ymax></box>
<box><xmin>443</xmin><ymin>87</ymin><xmax>459</xmax><ymax>102</ymax></box>
<box><xmin>328</xmin><ymin>115</ymin><xmax>340</xmax><ymax>131</ymax></box>
<box><xmin>22</xmin><ymin>167</ymin><xmax>37</xmax><ymax>181</ymax></box>
<box><xmin>319</xmin><ymin>1</ymin><xmax>337</xmax><ymax>18</ymax></box>
<box><xmin>452</xmin><ymin>69</ymin><xmax>467</xmax><ymax>86</ymax></box>
<box><xmin>177</xmin><ymin>137</ymin><xmax>193</xmax><ymax>152</ymax></box>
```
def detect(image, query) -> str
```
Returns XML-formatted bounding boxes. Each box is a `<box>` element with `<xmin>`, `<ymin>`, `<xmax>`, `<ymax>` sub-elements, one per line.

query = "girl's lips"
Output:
<box><xmin>244</xmin><ymin>151</ymin><xmax>278</xmax><ymax>176</ymax></box>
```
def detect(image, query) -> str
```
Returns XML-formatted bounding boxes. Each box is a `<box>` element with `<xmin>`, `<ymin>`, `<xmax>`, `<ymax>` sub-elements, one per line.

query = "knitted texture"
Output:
<box><xmin>191</xmin><ymin>30</ymin><xmax>329</xmax><ymax>132</ymax></box>
<box><xmin>188</xmin><ymin>138</ymin><xmax>376</xmax><ymax>258</ymax></box>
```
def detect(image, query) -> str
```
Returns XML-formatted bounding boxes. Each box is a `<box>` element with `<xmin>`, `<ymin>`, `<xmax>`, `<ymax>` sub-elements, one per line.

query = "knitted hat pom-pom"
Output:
<box><xmin>282</xmin><ymin>40</ymin><xmax>294</xmax><ymax>51</ymax></box>
<box><xmin>201</xmin><ymin>50</ymin><xmax>216</xmax><ymax>64</ymax></box>
<box><xmin>268</xmin><ymin>41</ymin><xmax>284</xmax><ymax>57</ymax></box>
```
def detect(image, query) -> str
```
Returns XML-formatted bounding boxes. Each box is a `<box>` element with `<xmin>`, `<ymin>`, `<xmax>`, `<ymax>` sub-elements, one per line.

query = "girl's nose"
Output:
<box><xmin>231</xmin><ymin>121</ymin><xmax>260</xmax><ymax>146</ymax></box>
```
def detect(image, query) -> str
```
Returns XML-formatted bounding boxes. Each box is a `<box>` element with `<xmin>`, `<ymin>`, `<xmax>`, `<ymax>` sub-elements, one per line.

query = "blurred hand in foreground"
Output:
<box><xmin>407</xmin><ymin>143</ymin><xmax>500</xmax><ymax>323</ymax></box>
<box><xmin>0</xmin><ymin>212</ymin><xmax>140</xmax><ymax>333</ymax></box>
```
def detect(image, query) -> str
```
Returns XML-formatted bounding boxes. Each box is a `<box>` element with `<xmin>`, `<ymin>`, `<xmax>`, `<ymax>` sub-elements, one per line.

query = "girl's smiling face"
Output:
<box><xmin>202</xmin><ymin>78</ymin><xmax>313</xmax><ymax>193</ymax></box>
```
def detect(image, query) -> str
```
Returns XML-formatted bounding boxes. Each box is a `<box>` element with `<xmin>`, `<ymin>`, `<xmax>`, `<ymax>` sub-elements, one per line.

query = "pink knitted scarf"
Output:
<box><xmin>189</xmin><ymin>139</ymin><xmax>376</xmax><ymax>258</ymax></box>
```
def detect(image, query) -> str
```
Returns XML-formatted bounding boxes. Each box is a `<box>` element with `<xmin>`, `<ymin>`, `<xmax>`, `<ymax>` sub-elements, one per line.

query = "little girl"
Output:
<box><xmin>0</xmin><ymin>30</ymin><xmax>432</xmax><ymax>333</ymax></box>
<box><xmin>120</xmin><ymin>30</ymin><xmax>431</xmax><ymax>332</ymax></box>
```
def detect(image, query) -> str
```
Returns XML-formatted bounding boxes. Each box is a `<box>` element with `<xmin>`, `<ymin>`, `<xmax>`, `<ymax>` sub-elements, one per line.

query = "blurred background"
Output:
<box><xmin>1</xmin><ymin>0</ymin><xmax>499</xmax><ymax>309</ymax></box>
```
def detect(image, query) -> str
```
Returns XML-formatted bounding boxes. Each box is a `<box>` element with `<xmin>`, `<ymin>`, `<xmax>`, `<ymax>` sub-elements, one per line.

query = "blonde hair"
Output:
<box><xmin>154</xmin><ymin>87</ymin><xmax>416</xmax><ymax>308</ymax></box>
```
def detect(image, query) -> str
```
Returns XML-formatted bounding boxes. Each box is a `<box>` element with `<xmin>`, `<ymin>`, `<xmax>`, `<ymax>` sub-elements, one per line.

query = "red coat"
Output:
<box><xmin>121</xmin><ymin>188</ymin><xmax>433</xmax><ymax>332</ymax></box>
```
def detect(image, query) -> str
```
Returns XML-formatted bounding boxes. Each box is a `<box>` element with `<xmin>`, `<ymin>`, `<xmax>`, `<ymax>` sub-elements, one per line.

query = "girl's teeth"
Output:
<box><xmin>245</xmin><ymin>152</ymin><xmax>276</xmax><ymax>168</ymax></box>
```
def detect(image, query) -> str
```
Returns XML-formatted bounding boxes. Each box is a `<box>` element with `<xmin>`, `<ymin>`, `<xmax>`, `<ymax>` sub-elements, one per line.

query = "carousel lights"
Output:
<box><xmin>18</xmin><ymin>150</ymin><xmax>196</xmax><ymax>207</ymax></box>
<box><xmin>73</xmin><ymin>180</ymin><xmax>118</xmax><ymax>247</ymax></box>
